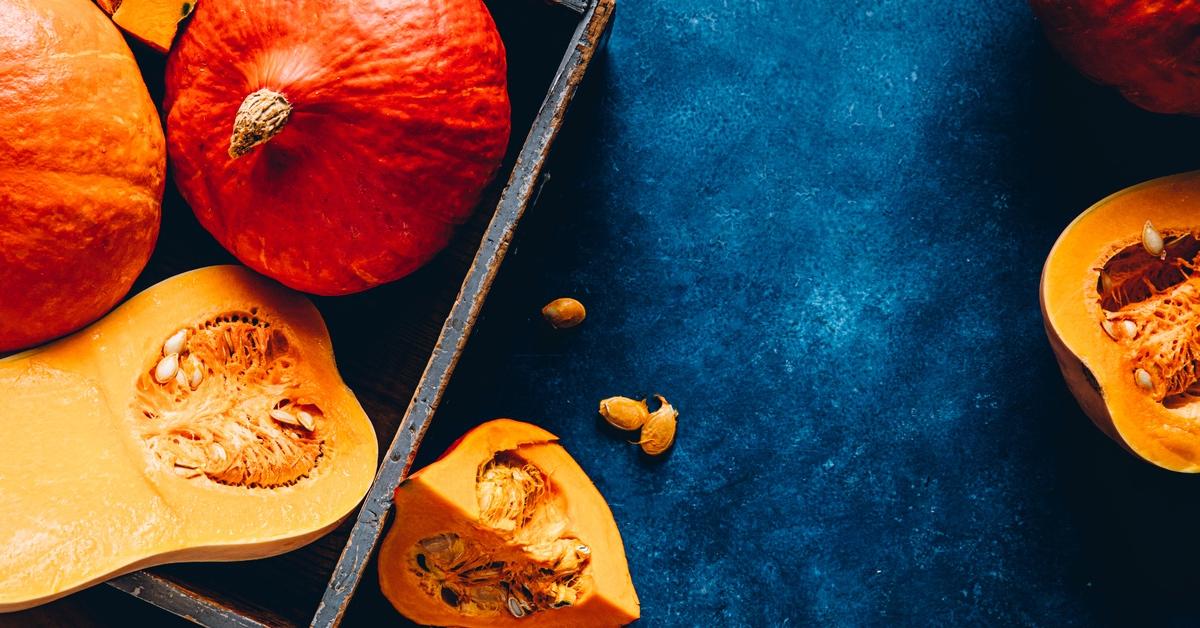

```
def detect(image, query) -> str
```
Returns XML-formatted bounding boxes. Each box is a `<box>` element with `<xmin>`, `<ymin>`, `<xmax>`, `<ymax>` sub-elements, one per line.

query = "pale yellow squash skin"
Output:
<box><xmin>1041</xmin><ymin>171</ymin><xmax>1200</xmax><ymax>472</ymax></box>
<box><xmin>0</xmin><ymin>266</ymin><xmax>377</xmax><ymax>611</ymax></box>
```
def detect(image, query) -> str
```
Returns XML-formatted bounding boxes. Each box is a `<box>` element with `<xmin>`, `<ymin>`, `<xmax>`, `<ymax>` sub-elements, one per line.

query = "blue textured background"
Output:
<box><xmin>16</xmin><ymin>0</ymin><xmax>1200</xmax><ymax>625</ymax></box>
<box><xmin>422</xmin><ymin>1</ymin><xmax>1200</xmax><ymax>625</ymax></box>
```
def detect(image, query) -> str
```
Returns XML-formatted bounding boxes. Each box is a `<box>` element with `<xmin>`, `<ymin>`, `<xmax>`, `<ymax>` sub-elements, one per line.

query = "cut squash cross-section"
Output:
<box><xmin>0</xmin><ymin>266</ymin><xmax>377</xmax><ymax>611</ymax></box>
<box><xmin>1042</xmin><ymin>171</ymin><xmax>1200</xmax><ymax>471</ymax></box>
<box><xmin>379</xmin><ymin>420</ymin><xmax>640</xmax><ymax>626</ymax></box>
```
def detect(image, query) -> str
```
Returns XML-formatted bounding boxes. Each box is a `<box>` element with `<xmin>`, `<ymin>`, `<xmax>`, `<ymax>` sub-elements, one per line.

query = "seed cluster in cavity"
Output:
<box><xmin>134</xmin><ymin>310</ymin><xmax>325</xmax><ymax>488</ymax></box>
<box><xmin>408</xmin><ymin>453</ymin><xmax>592</xmax><ymax>619</ymax></box>
<box><xmin>1096</xmin><ymin>227</ymin><xmax>1200</xmax><ymax>406</ymax></box>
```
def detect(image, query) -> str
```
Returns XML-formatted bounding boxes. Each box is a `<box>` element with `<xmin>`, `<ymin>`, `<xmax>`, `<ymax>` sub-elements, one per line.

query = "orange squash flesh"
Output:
<box><xmin>379</xmin><ymin>420</ymin><xmax>640</xmax><ymax>626</ymax></box>
<box><xmin>111</xmin><ymin>0</ymin><xmax>194</xmax><ymax>52</ymax></box>
<box><xmin>1042</xmin><ymin>171</ymin><xmax>1200</xmax><ymax>471</ymax></box>
<box><xmin>0</xmin><ymin>266</ymin><xmax>377</xmax><ymax>611</ymax></box>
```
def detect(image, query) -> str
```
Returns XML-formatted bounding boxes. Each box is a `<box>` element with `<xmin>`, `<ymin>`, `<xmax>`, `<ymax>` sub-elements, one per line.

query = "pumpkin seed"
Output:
<box><xmin>270</xmin><ymin>408</ymin><xmax>300</xmax><ymax>426</ymax></box>
<box><xmin>1120</xmin><ymin>320</ymin><xmax>1137</xmax><ymax>338</ymax></box>
<box><xmin>1098</xmin><ymin>270</ymin><xmax>1113</xmax><ymax>296</ymax></box>
<box><xmin>1143</xmin><ymin>220</ymin><xmax>1165</xmax><ymax>258</ymax></box>
<box><xmin>297</xmin><ymin>410</ymin><xmax>315</xmax><ymax>431</ymax></box>
<box><xmin>541</xmin><ymin>297</ymin><xmax>587</xmax><ymax>329</ymax></box>
<box><xmin>188</xmin><ymin>358</ymin><xmax>204</xmax><ymax>388</ymax></box>
<box><xmin>1135</xmin><ymin>368</ymin><xmax>1154</xmax><ymax>392</ymax></box>
<box><xmin>636</xmin><ymin>395</ymin><xmax>678</xmax><ymax>455</ymax></box>
<box><xmin>154</xmin><ymin>353</ymin><xmax>179</xmax><ymax>384</ymax></box>
<box><xmin>163</xmin><ymin>329</ymin><xmax>187</xmax><ymax>356</ymax></box>
<box><xmin>506</xmin><ymin>596</ymin><xmax>525</xmax><ymax>617</ymax></box>
<box><xmin>599</xmin><ymin>396</ymin><xmax>650</xmax><ymax>430</ymax></box>
<box><xmin>174</xmin><ymin>368</ymin><xmax>188</xmax><ymax>388</ymax></box>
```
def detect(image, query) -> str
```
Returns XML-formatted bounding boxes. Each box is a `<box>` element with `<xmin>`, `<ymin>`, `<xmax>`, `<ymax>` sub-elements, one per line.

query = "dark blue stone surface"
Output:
<box><xmin>419</xmin><ymin>1</ymin><xmax>1200</xmax><ymax>625</ymax></box>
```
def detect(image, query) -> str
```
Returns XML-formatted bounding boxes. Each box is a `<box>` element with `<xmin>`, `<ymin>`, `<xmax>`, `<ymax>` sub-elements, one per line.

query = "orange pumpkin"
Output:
<box><xmin>163</xmin><ymin>0</ymin><xmax>510</xmax><ymax>295</ymax></box>
<box><xmin>0</xmin><ymin>0</ymin><xmax>165</xmax><ymax>352</ymax></box>
<box><xmin>378</xmin><ymin>420</ymin><xmax>640</xmax><ymax>626</ymax></box>
<box><xmin>1042</xmin><ymin>171</ymin><xmax>1200</xmax><ymax>471</ymax></box>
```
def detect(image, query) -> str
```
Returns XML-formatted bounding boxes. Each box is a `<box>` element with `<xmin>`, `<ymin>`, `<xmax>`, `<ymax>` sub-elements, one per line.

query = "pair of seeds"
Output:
<box><xmin>599</xmin><ymin>394</ymin><xmax>678</xmax><ymax>455</ymax></box>
<box><xmin>153</xmin><ymin>328</ymin><xmax>204</xmax><ymax>389</ymax></box>
<box><xmin>270</xmin><ymin>406</ymin><xmax>316</xmax><ymax>432</ymax></box>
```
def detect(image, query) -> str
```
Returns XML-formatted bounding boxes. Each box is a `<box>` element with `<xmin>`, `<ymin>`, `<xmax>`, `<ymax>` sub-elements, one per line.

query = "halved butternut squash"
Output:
<box><xmin>1042</xmin><ymin>171</ymin><xmax>1200</xmax><ymax>471</ymax></box>
<box><xmin>379</xmin><ymin>420</ymin><xmax>640</xmax><ymax>626</ymax></box>
<box><xmin>0</xmin><ymin>265</ymin><xmax>377</xmax><ymax>611</ymax></box>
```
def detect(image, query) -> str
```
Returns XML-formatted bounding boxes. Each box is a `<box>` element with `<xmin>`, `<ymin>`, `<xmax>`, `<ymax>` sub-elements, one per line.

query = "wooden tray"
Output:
<box><xmin>100</xmin><ymin>0</ymin><xmax>615</xmax><ymax>625</ymax></box>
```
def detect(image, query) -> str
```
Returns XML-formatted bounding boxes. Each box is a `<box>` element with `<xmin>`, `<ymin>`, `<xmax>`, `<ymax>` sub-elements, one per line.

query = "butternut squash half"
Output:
<box><xmin>379</xmin><ymin>420</ymin><xmax>640</xmax><ymax>626</ymax></box>
<box><xmin>0</xmin><ymin>266</ymin><xmax>377</xmax><ymax>611</ymax></box>
<box><xmin>1042</xmin><ymin>171</ymin><xmax>1200</xmax><ymax>471</ymax></box>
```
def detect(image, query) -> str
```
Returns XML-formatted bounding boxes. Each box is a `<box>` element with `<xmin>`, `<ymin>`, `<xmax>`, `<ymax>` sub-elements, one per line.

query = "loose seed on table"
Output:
<box><xmin>636</xmin><ymin>395</ymin><xmax>678</xmax><ymax>455</ymax></box>
<box><xmin>541</xmin><ymin>297</ymin><xmax>586</xmax><ymax>329</ymax></box>
<box><xmin>599</xmin><ymin>396</ymin><xmax>650</xmax><ymax>430</ymax></box>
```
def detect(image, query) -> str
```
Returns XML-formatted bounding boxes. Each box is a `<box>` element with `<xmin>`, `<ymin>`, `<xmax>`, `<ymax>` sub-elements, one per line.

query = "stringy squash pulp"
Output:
<box><xmin>379</xmin><ymin>420</ymin><xmax>640</xmax><ymax>626</ymax></box>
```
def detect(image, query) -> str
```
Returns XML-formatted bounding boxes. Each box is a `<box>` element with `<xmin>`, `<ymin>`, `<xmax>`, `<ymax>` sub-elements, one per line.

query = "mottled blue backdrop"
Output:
<box><xmin>424</xmin><ymin>1</ymin><xmax>1200</xmax><ymax>625</ymax></box>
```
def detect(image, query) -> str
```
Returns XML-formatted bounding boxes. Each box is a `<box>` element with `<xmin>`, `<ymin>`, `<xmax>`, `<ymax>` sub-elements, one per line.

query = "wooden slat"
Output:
<box><xmin>309</xmin><ymin>1</ymin><xmax>616</xmax><ymax>626</ymax></box>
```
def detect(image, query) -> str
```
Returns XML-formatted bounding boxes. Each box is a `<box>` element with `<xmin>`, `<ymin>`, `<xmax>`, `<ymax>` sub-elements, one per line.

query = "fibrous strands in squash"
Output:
<box><xmin>134</xmin><ymin>310</ymin><xmax>325</xmax><ymax>488</ymax></box>
<box><xmin>408</xmin><ymin>452</ymin><xmax>591</xmax><ymax>618</ymax></box>
<box><xmin>1096</xmin><ymin>231</ymin><xmax>1200</xmax><ymax>408</ymax></box>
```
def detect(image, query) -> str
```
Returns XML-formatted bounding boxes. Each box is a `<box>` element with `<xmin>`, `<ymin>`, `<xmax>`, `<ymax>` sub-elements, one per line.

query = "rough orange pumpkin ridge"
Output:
<box><xmin>0</xmin><ymin>0</ymin><xmax>165</xmax><ymax>352</ymax></box>
<box><xmin>164</xmin><ymin>0</ymin><xmax>511</xmax><ymax>295</ymax></box>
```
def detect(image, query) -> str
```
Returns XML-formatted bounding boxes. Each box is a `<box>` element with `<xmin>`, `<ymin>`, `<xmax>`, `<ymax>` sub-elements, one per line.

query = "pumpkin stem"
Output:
<box><xmin>228</xmin><ymin>88</ymin><xmax>293</xmax><ymax>158</ymax></box>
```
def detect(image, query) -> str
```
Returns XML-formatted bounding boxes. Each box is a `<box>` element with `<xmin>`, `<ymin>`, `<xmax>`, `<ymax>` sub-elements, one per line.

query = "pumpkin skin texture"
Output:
<box><xmin>1030</xmin><ymin>1</ymin><xmax>1200</xmax><ymax>114</ymax></box>
<box><xmin>0</xmin><ymin>266</ymin><xmax>378</xmax><ymax>611</ymax></box>
<box><xmin>0</xmin><ymin>0</ymin><xmax>165</xmax><ymax>352</ymax></box>
<box><xmin>1042</xmin><ymin>172</ymin><xmax>1200</xmax><ymax>471</ymax></box>
<box><xmin>164</xmin><ymin>0</ymin><xmax>511</xmax><ymax>296</ymax></box>
<box><xmin>379</xmin><ymin>420</ymin><xmax>640</xmax><ymax>627</ymax></box>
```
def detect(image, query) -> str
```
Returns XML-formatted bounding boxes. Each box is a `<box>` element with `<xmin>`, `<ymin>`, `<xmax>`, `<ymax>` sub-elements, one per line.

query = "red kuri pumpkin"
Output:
<box><xmin>164</xmin><ymin>0</ymin><xmax>511</xmax><ymax>295</ymax></box>
<box><xmin>0</xmin><ymin>0</ymin><xmax>165</xmax><ymax>352</ymax></box>
<box><xmin>1030</xmin><ymin>1</ymin><xmax>1200</xmax><ymax>115</ymax></box>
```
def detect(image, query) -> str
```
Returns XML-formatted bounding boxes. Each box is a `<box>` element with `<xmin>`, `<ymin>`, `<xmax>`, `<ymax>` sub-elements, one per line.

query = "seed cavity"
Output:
<box><xmin>1096</xmin><ymin>229</ymin><xmax>1200</xmax><ymax>412</ymax></box>
<box><xmin>408</xmin><ymin>453</ymin><xmax>589</xmax><ymax>618</ymax></box>
<box><xmin>135</xmin><ymin>311</ymin><xmax>325</xmax><ymax>488</ymax></box>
